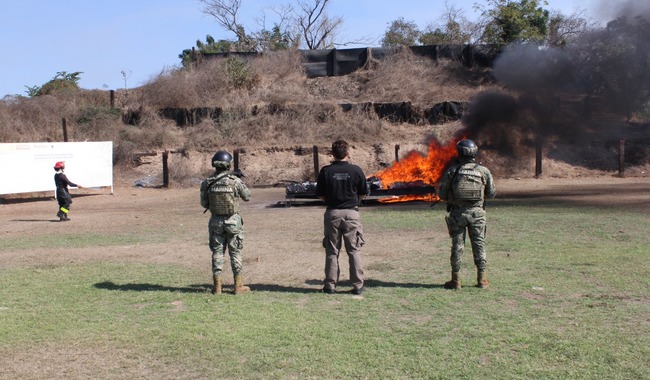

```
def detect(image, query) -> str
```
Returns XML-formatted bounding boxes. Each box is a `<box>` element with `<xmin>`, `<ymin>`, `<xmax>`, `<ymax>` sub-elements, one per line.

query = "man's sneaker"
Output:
<box><xmin>322</xmin><ymin>287</ymin><xmax>336</xmax><ymax>294</ymax></box>
<box><xmin>351</xmin><ymin>287</ymin><xmax>364</xmax><ymax>295</ymax></box>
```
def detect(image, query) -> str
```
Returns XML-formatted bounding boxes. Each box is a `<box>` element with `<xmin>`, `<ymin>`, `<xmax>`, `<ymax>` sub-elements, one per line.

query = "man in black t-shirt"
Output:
<box><xmin>316</xmin><ymin>140</ymin><xmax>370</xmax><ymax>295</ymax></box>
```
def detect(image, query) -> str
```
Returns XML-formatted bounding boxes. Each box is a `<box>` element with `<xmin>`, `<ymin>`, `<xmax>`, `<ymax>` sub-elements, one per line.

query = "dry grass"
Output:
<box><xmin>0</xmin><ymin>49</ymin><xmax>490</xmax><ymax>148</ymax></box>
<box><xmin>346</xmin><ymin>48</ymin><xmax>488</xmax><ymax>105</ymax></box>
<box><xmin>248</xmin><ymin>50</ymin><xmax>309</xmax><ymax>104</ymax></box>
<box><xmin>1</xmin><ymin>48</ymin><xmax>648</xmax><ymax>186</ymax></box>
<box><xmin>0</xmin><ymin>95</ymin><xmax>71</xmax><ymax>142</ymax></box>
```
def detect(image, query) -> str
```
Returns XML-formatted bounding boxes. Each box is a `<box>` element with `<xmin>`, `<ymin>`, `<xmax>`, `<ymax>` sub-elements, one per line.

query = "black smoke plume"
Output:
<box><xmin>461</xmin><ymin>1</ymin><xmax>650</xmax><ymax>161</ymax></box>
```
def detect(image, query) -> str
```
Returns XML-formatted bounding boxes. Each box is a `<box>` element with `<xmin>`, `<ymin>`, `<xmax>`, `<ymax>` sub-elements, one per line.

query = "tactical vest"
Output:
<box><xmin>208</xmin><ymin>175</ymin><xmax>239</xmax><ymax>216</ymax></box>
<box><xmin>452</xmin><ymin>163</ymin><xmax>484</xmax><ymax>202</ymax></box>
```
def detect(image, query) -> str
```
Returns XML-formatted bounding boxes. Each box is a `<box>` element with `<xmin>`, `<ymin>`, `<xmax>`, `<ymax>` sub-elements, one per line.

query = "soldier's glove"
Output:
<box><xmin>232</xmin><ymin>169</ymin><xmax>246</xmax><ymax>178</ymax></box>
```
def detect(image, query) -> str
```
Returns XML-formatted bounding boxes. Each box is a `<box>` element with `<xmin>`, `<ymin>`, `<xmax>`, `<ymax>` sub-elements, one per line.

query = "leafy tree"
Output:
<box><xmin>478</xmin><ymin>0</ymin><xmax>550</xmax><ymax>47</ymax></box>
<box><xmin>381</xmin><ymin>17</ymin><xmax>421</xmax><ymax>47</ymax></box>
<box><xmin>179</xmin><ymin>35</ymin><xmax>233</xmax><ymax>67</ymax></box>
<box><xmin>28</xmin><ymin>71</ymin><xmax>83</xmax><ymax>97</ymax></box>
<box><xmin>419</xmin><ymin>27</ymin><xmax>448</xmax><ymax>45</ymax></box>
<box><xmin>270</xmin><ymin>24</ymin><xmax>293</xmax><ymax>50</ymax></box>
<box><xmin>256</xmin><ymin>24</ymin><xmax>294</xmax><ymax>51</ymax></box>
<box><xmin>24</xmin><ymin>86</ymin><xmax>40</xmax><ymax>97</ymax></box>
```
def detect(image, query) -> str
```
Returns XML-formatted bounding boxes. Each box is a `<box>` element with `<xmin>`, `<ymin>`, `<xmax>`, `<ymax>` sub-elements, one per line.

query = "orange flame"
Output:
<box><xmin>377</xmin><ymin>193</ymin><xmax>440</xmax><ymax>204</ymax></box>
<box><xmin>372</xmin><ymin>137</ymin><xmax>463</xmax><ymax>203</ymax></box>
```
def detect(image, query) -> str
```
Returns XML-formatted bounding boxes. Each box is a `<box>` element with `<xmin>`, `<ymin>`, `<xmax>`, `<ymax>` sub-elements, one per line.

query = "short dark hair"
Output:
<box><xmin>331</xmin><ymin>140</ymin><xmax>349</xmax><ymax>160</ymax></box>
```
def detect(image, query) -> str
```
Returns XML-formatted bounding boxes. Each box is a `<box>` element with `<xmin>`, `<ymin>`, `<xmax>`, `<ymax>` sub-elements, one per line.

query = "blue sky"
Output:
<box><xmin>1</xmin><ymin>0</ymin><xmax>608</xmax><ymax>97</ymax></box>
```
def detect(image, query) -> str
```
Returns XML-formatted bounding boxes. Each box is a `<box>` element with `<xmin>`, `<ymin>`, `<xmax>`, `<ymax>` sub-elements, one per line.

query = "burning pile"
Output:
<box><xmin>370</xmin><ymin>137</ymin><xmax>462</xmax><ymax>203</ymax></box>
<box><xmin>285</xmin><ymin>137</ymin><xmax>462</xmax><ymax>204</ymax></box>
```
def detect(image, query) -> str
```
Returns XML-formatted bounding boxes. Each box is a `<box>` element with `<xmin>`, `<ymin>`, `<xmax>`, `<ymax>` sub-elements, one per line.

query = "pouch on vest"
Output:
<box><xmin>452</xmin><ymin>164</ymin><xmax>484</xmax><ymax>202</ymax></box>
<box><xmin>208</xmin><ymin>177</ymin><xmax>239</xmax><ymax>216</ymax></box>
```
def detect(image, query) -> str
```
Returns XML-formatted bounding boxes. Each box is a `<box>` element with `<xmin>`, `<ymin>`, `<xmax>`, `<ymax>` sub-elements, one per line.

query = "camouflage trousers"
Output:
<box><xmin>445</xmin><ymin>206</ymin><xmax>487</xmax><ymax>272</ymax></box>
<box><xmin>208</xmin><ymin>213</ymin><xmax>245</xmax><ymax>276</ymax></box>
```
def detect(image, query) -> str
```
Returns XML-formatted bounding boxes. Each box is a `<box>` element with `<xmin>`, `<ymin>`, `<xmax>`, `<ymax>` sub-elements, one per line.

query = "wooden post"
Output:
<box><xmin>535</xmin><ymin>142</ymin><xmax>542</xmax><ymax>178</ymax></box>
<box><xmin>395</xmin><ymin>144</ymin><xmax>400</xmax><ymax>162</ymax></box>
<box><xmin>62</xmin><ymin>118</ymin><xmax>68</xmax><ymax>142</ymax></box>
<box><xmin>618</xmin><ymin>139</ymin><xmax>625</xmax><ymax>178</ymax></box>
<box><xmin>465</xmin><ymin>44</ymin><xmax>474</xmax><ymax>68</ymax></box>
<box><xmin>109</xmin><ymin>90</ymin><xmax>115</xmax><ymax>109</ymax></box>
<box><xmin>233</xmin><ymin>148</ymin><xmax>240</xmax><ymax>171</ymax></box>
<box><xmin>313</xmin><ymin>145</ymin><xmax>319</xmax><ymax>180</ymax></box>
<box><xmin>162</xmin><ymin>150</ymin><xmax>169</xmax><ymax>188</ymax></box>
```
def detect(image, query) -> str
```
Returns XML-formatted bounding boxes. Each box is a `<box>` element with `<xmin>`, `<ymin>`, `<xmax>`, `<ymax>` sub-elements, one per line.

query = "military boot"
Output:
<box><xmin>211</xmin><ymin>275</ymin><xmax>222</xmax><ymax>295</ymax></box>
<box><xmin>233</xmin><ymin>275</ymin><xmax>250</xmax><ymax>295</ymax></box>
<box><xmin>477</xmin><ymin>271</ymin><xmax>490</xmax><ymax>289</ymax></box>
<box><xmin>443</xmin><ymin>272</ymin><xmax>461</xmax><ymax>289</ymax></box>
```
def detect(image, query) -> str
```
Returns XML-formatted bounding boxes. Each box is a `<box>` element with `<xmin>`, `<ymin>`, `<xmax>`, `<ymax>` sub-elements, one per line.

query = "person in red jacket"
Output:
<box><xmin>53</xmin><ymin>161</ymin><xmax>82</xmax><ymax>221</ymax></box>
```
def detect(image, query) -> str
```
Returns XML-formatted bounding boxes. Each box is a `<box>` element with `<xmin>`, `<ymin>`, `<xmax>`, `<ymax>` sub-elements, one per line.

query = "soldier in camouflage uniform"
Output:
<box><xmin>438</xmin><ymin>139</ymin><xmax>496</xmax><ymax>289</ymax></box>
<box><xmin>200</xmin><ymin>150</ymin><xmax>251</xmax><ymax>295</ymax></box>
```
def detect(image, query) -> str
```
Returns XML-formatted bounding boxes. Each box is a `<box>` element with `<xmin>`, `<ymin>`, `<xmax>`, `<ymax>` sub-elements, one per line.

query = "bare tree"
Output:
<box><xmin>252</xmin><ymin>4</ymin><xmax>300</xmax><ymax>51</ymax></box>
<box><xmin>199</xmin><ymin>0</ymin><xmax>344</xmax><ymax>51</ymax></box>
<box><xmin>421</xmin><ymin>1</ymin><xmax>473</xmax><ymax>45</ymax></box>
<box><xmin>199</xmin><ymin>0</ymin><xmax>256</xmax><ymax>51</ymax></box>
<box><xmin>546</xmin><ymin>9</ymin><xmax>590</xmax><ymax>47</ymax></box>
<box><xmin>294</xmin><ymin>0</ymin><xmax>342</xmax><ymax>49</ymax></box>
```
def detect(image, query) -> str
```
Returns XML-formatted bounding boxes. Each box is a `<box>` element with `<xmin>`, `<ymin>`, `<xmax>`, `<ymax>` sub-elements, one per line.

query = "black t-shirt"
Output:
<box><xmin>316</xmin><ymin>161</ymin><xmax>369</xmax><ymax>209</ymax></box>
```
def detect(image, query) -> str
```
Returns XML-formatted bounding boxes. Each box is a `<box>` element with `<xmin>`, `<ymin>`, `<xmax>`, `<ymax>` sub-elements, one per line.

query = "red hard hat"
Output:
<box><xmin>54</xmin><ymin>161</ymin><xmax>65</xmax><ymax>170</ymax></box>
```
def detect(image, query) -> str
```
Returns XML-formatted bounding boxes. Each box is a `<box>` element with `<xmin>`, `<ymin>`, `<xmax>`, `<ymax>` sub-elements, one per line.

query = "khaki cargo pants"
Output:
<box><xmin>323</xmin><ymin>208</ymin><xmax>365</xmax><ymax>291</ymax></box>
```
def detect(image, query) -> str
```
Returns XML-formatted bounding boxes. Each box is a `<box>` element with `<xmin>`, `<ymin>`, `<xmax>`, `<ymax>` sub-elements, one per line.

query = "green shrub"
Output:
<box><xmin>76</xmin><ymin>106</ymin><xmax>121</xmax><ymax>125</ymax></box>
<box><xmin>33</xmin><ymin>71</ymin><xmax>83</xmax><ymax>96</ymax></box>
<box><xmin>224</xmin><ymin>56</ymin><xmax>256</xmax><ymax>89</ymax></box>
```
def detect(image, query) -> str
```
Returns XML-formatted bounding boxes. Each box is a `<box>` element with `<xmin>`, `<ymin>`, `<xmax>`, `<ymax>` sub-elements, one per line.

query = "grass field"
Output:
<box><xmin>1</xmin><ymin>183</ymin><xmax>649</xmax><ymax>379</ymax></box>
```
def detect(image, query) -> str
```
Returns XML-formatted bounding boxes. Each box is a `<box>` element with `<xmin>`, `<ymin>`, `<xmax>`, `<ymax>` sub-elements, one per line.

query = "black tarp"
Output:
<box><xmin>333</xmin><ymin>48</ymin><xmax>368</xmax><ymax>76</ymax></box>
<box><xmin>303</xmin><ymin>49</ymin><xmax>333</xmax><ymax>78</ymax></box>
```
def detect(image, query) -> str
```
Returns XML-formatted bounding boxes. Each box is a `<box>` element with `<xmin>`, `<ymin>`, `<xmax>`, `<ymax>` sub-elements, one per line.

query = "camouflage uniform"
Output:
<box><xmin>438</xmin><ymin>158</ymin><xmax>496</xmax><ymax>274</ymax></box>
<box><xmin>200</xmin><ymin>171</ymin><xmax>251</xmax><ymax>277</ymax></box>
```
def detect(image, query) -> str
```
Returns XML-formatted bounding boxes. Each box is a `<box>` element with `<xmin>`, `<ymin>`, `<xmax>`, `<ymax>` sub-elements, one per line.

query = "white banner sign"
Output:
<box><xmin>0</xmin><ymin>141</ymin><xmax>113</xmax><ymax>195</ymax></box>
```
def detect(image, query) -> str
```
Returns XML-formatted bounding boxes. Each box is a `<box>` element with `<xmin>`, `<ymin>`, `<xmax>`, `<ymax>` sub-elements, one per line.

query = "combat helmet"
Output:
<box><xmin>211</xmin><ymin>150</ymin><xmax>232</xmax><ymax>170</ymax></box>
<box><xmin>456</xmin><ymin>139</ymin><xmax>478</xmax><ymax>158</ymax></box>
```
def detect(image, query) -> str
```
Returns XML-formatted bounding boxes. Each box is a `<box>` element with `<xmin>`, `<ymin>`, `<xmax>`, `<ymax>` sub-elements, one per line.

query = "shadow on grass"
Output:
<box><xmin>94</xmin><ymin>280</ymin><xmax>318</xmax><ymax>294</ymax></box>
<box><xmin>94</xmin><ymin>281</ymin><xmax>208</xmax><ymax>293</ymax></box>
<box><xmin>248</xmin><ymin>284</ymin><xmax>320</xmax><ymax>293</ymax></box>
<box><xmin>94</xmin><ymin>278</ymin><xmax>443</xmax><ymax>294</ymax></box>
<box><xmin>363</xmin><ymin>279</ymin><xmax>443</xmax><ymax>289</ymax></box>
<box><xmin>246</xmin><ymin>280</ymin><xmax>442</xmax><ymax>293</ymax></box>
<box><xmin>304</xmin><ymin>279</ymin><xmax>442</xmax><ymax>290</ymax></box>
